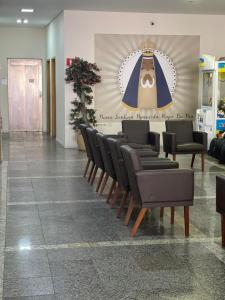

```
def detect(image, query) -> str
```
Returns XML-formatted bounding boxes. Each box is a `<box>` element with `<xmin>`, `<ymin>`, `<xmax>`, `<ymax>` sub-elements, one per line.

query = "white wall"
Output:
<box><xmin>63</xmin><ymin>10</ymin><xmax>225</xmax><ymax>148</ymax></box>
<box><xmin>46</xmin><ymin>12</ymin><xmax>65</xmax><ymax>146</ymax></box>
<box><xmin>0</xmin><ymin>26</ymin><xmax>46</xmax><ymax>132</ymax></box>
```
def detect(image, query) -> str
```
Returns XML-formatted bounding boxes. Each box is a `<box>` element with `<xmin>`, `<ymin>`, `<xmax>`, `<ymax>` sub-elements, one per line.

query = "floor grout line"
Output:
<box><xmin>194</xmin><ymin>195</ymin><xmax>215</xmax><ymax>199</ymax></box>
<box><xmin>6</xmin><ymin>196</ymin><xmax>215</xmax><ymax>206</ymax></box>
<box><xmin>4</xmin><ymin>236</ymin><xmax>222</xmax><ymax>253</ymax></box>
<box><xmin>7</xmin><ymin>159</ymin><xmax>87</xmax><ymax>163</ymax></box>
<box><xmin>8</xmin><ymin>175</ymin><xmax>83</xmax><ymax>179</ymax></box>
<box><xmin>7</xmin><ymin>199</ymin><xmax>106</xmax><ymax>206</ymax></box>
<box><xmin>195</xmin><ymin>171</ymin><xmax>225</xmax><ymax>175</ymax></box>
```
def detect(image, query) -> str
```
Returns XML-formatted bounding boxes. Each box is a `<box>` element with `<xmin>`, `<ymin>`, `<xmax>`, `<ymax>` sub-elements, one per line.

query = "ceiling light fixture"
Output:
<box><xmin>21</xmin><ymin>8</ymin><xmax>34</xmax><ymax>13</ymax></box>
<box><xmin>17</xmin><ymin>18</ymin><xmax>29</xmax><ymax>24</ymax></box>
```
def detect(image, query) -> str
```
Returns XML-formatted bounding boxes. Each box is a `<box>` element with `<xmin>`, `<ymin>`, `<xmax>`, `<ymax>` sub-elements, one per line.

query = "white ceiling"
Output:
<box><xmin>1</xmin><ymin>0</ymin><xmax>225</xmax><ymax>27</ymax></box>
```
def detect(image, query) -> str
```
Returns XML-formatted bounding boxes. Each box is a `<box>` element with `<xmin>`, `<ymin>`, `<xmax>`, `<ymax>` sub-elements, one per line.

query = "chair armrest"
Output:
<box><xmin>136</xmin><ymin>169</ymin><xmax>194</xmax><ymax>206</ymax></box>
<box><xmin>193</xmin><ymin>131</ymin><xmax>208</xmax><ymax>151</ymax></box>
<box><xmin>105</xmin><ymin>134</ymin><xmax>122</xmax><ymax>139</ymax></box>
<box><xmin>162</xmin><ymin>132</ymin><xmax>177</xmax><ymax>154</ymax></box>
<box><xmin>117</xmin><ymin>132</ymin><xmax>127</xmax><ymax>138</ymax></box>
<box><xmin>141</xmin><ymin>160</ymin><xmax>179</xmax><ymax>170</ymax></box>
<box><xmin>148</xmin><ymin>132</ymin><xmax>160</xmax><ymax>153</ymax></box>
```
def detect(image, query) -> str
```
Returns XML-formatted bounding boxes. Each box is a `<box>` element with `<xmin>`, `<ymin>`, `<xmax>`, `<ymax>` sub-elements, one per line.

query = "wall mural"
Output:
<box><xmin>95</xmin><ymin>34</ymin><xmax>200</xmax><ymax>122</ymax></box>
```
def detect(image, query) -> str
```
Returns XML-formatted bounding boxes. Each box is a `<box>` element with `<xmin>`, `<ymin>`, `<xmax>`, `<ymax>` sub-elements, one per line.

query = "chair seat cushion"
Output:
<box><xmin>136</xmin><ymin>149</ymin><xmax>158</xmax><ymax>157</ymax></box>
<box><xmin>176</xmin><ymin>143</ymin><xmax>204</xmax><ymax>152</ymax></box>
<box><xmin>126</xmin><ymin>143</ymin><xmax>154</xmax><ymax>150</ymax></box>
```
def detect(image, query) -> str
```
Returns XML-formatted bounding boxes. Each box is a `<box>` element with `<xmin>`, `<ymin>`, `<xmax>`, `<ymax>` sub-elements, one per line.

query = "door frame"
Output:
<box><xmin>46</xmin><ymin>59</ymin><xmax>51</xmax><ymax>134</ymax></box>
<box><xmin>50</xmin><ymin>58</ymin><xmax>56</xmax><ymax>137</ymax></box>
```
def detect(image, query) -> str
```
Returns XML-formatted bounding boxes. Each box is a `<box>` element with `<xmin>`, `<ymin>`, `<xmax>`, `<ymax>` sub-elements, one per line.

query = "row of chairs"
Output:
<box><xmin>107</xmin><ymin>119</ymin><xmax>207</xmax><ymax>171</ymax></box>
<box><xmin>80</xmin><ymin>120</ymin><xmax>195</xmax><ymax>237</ymax></box>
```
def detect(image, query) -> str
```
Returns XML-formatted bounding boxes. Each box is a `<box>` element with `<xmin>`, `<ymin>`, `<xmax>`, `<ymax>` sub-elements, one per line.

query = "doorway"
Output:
<box><xmin>8</xmin><ymin>59</ymin><xmax>42</xmax><ymax>131</ymax></box>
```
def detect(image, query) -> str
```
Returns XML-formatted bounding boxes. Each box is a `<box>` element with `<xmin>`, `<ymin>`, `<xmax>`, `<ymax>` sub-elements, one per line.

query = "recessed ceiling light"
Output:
<box><xmin>17</xmin><ymin>19</ymin><xmax>22</xmax><ymax>23</ymax></box>
<box><xmin>23</xmin><ymin>19</ymin><xmax>28</xmax><ymax>24</ymax></box>
<box><xmin>21</xmin><ymin>8</ymin><xmax>34</xmax><ymax>13</ymax></box>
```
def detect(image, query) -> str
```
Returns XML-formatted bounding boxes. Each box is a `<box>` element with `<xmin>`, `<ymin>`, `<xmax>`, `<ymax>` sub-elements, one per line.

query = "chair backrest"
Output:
<box><xmin>86</xmin><ymin>127</ymin><xmax>104</xmax><ymax>170</ymax></box>
<box><xmin>79</xmin><ymin>124</ymin><xmax>93</xmax><ymax>161</ymax></box>
<box><xmin>165</xmin><ymin>119</ymin><xmax>193</xmax><ymax>144</ymax></box>
<box><xmin>107</xmin><ymin>137</ymin><xmax>129</xmax><ymax>191</ymax></box>
<box><xmin>96</xmin><ymin>133</ymin><xmax>116</xmax><ymax>179</ymax></box>
<box><xmin>122</xmin><ymin>120</ymin><xmax>149</xmax><ymax>144</ymax></box>
<box><xmin>120</xmin><ymin>145</ymin><xmax>142</xmax><ymax>203</ymax></box>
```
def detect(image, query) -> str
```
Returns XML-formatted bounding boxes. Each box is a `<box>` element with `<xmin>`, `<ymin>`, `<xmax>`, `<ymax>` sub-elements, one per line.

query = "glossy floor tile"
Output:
<box><xmin>1</xmin><ymin>132</ymin><xmax>225</xmax><ymax>299</ymax></box>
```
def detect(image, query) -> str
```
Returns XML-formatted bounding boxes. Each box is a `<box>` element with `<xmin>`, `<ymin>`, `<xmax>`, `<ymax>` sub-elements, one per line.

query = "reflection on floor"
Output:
<box><xmin>0</xmin><ymin>132</ymin><xmax>225</xmax><ymax>299</ymax></box>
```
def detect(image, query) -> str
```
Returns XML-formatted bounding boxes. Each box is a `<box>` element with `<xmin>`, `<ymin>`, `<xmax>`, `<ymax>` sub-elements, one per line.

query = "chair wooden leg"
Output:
<box><xmin>107</xmin><ymin>180</ymin><xmax>116</xmax><ymax>203</ymax></box>
<box><xmin>90</xmin><ymin>166</ymin><xmax>98</xmax><ymax>185</ymax></box>
<box><xmin>191</xmin><ymin>154</ymin><xmax>195</xmax><ymax>169</ymax></box>
<box><xmin>171</xmin><ymin>207</ymin><xmax>175</xmax><ymax>224</ymax></box>
<box><xmin>87</xmin><ymin>162</ymin><xmax>95</xmax><ymax>182</ymax></box>
<box><xmin>184</xmin><ymin>206</ymin><xmax>189</xmax><ymax>237</ymax></box>
<box><xmin>99</xmin><ymin>174</ymin><xmax>109</xmax><ymax>195</ymax></box>
<box><xmin>96</xmin><ymin>170</ymin><xmax>105</xmax><ymax>193</ymax></box>
<box><xmin>221</xmin><ymin>214</ymin><xmax>225</xmax><ymax>247</ymax></box>
<box><xmin>117</xmin><ymin>191</ymin><xmax>129</xmax><ymax>218</ymax></box>
<box><xmin>124</xmin><ymin>197</ymin><xmax>136</xmax><ymax>226</ymax></box>
<box><xmin>173</xmin><ymin>154</ymin><xmax>176</xmax><ymax>161</ymax></box>
<box><xmin>201</xmin><ymin>153</ymin><xmax>205</xmax><ymax>172</ymax></box>
<box><xmin>110</xmin><ymin>184</ymin><xmax>121</xmax><ymax>208</ymax></box>
<box><xmin>131</xmin><ymin>208</ymin><xmax>149</xmax><ymax>237</ymax></box>
<box><xmin>83</xmin><ymin>159</ymin><xmax>91</xmax><ymax>178</ymax></box>
<box><xmin>160</xmin><ymin>207</ymin><xmax>164</xmax><ymax>218</ymax></box>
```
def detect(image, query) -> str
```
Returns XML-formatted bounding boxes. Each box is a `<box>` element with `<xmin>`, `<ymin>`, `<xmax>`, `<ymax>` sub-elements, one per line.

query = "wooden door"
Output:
<box><xmin>8</xmin><ymin>59</ymin><xmax>42</xmax><ymax>131</ymax></box>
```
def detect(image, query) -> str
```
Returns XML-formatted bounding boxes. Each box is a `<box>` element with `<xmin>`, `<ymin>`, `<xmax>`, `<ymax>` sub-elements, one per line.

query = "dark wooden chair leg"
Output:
<box><xmin>221</xmin><ymin>214</ymin><xmax>225</xmax><ymax>247</ymax></box>
<box><xmin>110</xmin><ymin>184</ymin><xmax>121</xmax><ymax>208</ymax></box>
<box><xmin>90</xmin><ymin>166</ymin><xmax>98</xmax><ymax>185</ymax></box>
<box><xmin>107</xmin><ymin>180</ymin><xmax>116</xmax><ymax>203</ymax></box>
<box><xmin>83</xmin><ymin>159</ymin><xmax>91</xmax><ymax>178</ymax></box>
<box><xmin>171</xmin><ymin>207</ymin><xmax>175</xmax><ymax>224</ymax></box>
<box><xmin>201</xmin><ymin>152</ymin><xmax>205</xmax><ymax>172</ymax></box>
<box><xmin>160</xmin><ymin>207</ymin><xmax>164</xmax><ymax>218</ymax></box>
<box><xmin>184</xmin><ymin>206</ymin><xmax>189</xmax><ymax>237</ymax></box>
<box><xmin>96</xmin><ymin>170</ymin><xmax>105</xmax><ymax>193</ymax></box>
<box><xmin>191</xmin><ymin>154</ymin><xmax>195</xmax><ymax>169</ymax></box>
<box><xmin>117</xmin><ymin>191</ymin><xmax>129</xmax><ymax>218</ymax></box>
<box><xmin>131</xmin><ymin>208</ymin><xmax>149</xmax><ymax>237</ymax></box>
<box><xmin>87</xmin><ymin>162</ymin><xmax>95</xmax><ymax>182</ymax></box>
<box><xmin>173</xmin><ymin>154</ymin><xmax>176</xmax><ymax>161</ymax></box>
<box><xmin>99</xmin><ymin>174</ymin><xmax>109</xmax><ymax>195</ymax></box>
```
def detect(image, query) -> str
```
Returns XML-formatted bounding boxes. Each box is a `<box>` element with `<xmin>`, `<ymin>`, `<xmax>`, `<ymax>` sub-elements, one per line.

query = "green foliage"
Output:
<box><xmin>65</xmin><ymin>57</ymin><xmax>101</xmax><ymax>131</ymax></box>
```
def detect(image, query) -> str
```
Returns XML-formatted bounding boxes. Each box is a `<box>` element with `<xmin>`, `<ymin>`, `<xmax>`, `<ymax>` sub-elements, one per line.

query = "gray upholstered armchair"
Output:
<box><xmin>120</xmin><ymin>145</ymin><xmax>194</xmax><ymax>237</ymax></box>
<box><xmin>121</xmin><ymin>120</ymin><xmax>160</xmax><ymax>154</ymax></box>
<box><xmin>216</xmin><ymin>175</ymin><xmax>225</xmax><ymax>247</ymax></box>
<box><xmin>163</xmin><ymin>120</ymin><xmax>207</xmax><ymax>172</ymax></box>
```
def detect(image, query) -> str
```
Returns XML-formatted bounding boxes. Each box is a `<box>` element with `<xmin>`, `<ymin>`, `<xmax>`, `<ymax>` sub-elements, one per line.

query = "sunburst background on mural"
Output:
<box><xmin>95</xmin><ymin>34</ymin><xmax>200</xmax><ymax>122</ymax></box>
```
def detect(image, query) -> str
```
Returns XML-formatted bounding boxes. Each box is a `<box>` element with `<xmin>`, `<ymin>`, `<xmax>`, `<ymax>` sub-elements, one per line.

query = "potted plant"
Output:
<box><xmin>65</xmin><ymin>57</ymin><xmax>101</xmax><ymax>150</ymax></box>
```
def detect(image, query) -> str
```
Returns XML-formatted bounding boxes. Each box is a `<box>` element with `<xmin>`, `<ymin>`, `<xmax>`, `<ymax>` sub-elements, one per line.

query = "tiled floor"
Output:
<box><xmin>1</xmin><ymin>132</ymin><xmax>225</xmax><ymax>299</ymax></box>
